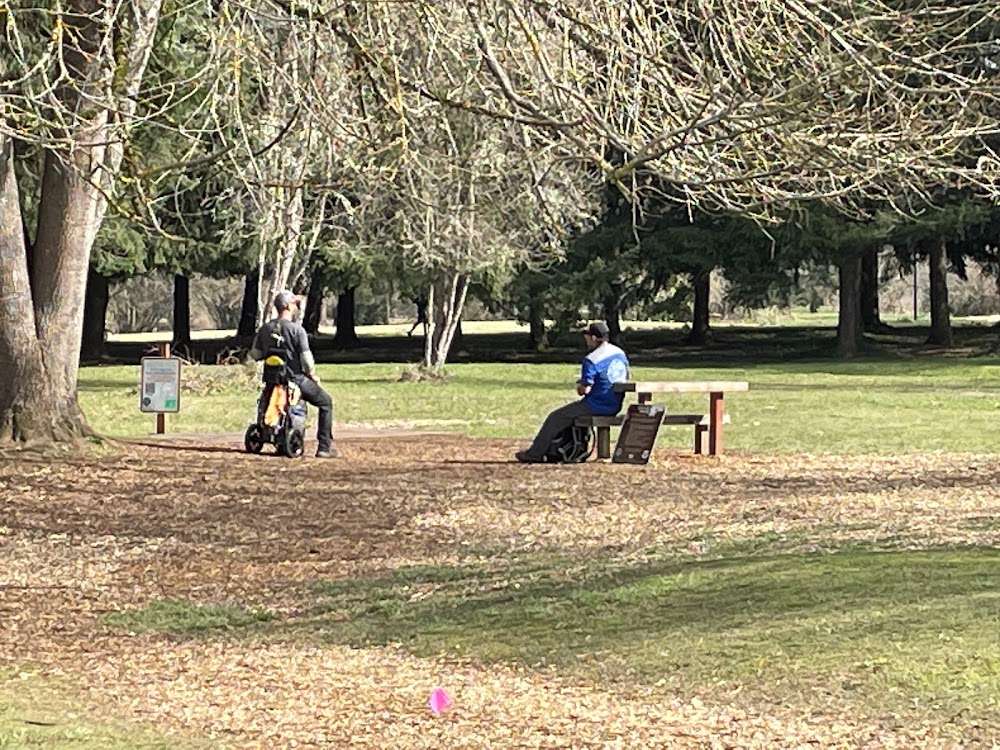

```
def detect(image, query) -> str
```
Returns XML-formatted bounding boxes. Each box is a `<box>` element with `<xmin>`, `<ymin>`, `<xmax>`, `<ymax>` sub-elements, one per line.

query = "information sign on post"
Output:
<box><xmin>140</xmin><ymin>344</ymin><xmax>181</xmax><ymax>434</ymax></box>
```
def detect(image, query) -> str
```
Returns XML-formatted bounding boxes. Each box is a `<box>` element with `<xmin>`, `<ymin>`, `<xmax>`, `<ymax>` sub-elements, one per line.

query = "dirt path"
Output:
<box><xmin>2</xmin><ymin>437</ymin><xmax>999</xmax><ymax>747</ymax></box>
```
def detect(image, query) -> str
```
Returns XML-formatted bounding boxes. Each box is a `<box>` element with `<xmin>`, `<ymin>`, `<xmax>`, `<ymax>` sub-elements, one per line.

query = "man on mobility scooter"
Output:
<box><xmin>245</xmin><ymin>291</ymin><xmax>339</xmax><ymax>459</ymax></box>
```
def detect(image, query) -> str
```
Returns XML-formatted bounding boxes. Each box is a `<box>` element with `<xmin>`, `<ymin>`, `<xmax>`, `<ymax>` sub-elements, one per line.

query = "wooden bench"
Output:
<box><xmin>574</xmin><ymin>381</ymin><xmax>747</xmax><ymax>462</ymax></box>
<box><xmin>662</xmin><ymin>413</ymin><xmax>732</xmax><ymax>454</ymax></box>
<box><xmin>575</xmin><ymin>414</ymin><xmax>625</xmax><ymax>459</ymax></box>
<box><xmin>615</xmin><ymin>381</ymin><xmax>748</xmax><ymax>456</ymax></box>
<box><xmin>577</xmin><ymin>412</ymin><xmax>733</xmax><ymax>460</ymax></box>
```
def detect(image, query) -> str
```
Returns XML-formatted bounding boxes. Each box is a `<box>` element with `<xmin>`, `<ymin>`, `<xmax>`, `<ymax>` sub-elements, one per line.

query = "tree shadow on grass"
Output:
<box><xmin>288</xmin><ymin>546</ymin><xmax>1000</xmax><ymax>706</ymax></box>
<box><xmin>120</xmin><ymin>440</ymin><xmax>244</xmax><ymax>454</ymax></box>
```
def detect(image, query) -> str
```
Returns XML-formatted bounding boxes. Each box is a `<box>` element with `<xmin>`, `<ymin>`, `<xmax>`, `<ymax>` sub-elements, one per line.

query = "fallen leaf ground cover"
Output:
<box><xmin>3</xmin><ymin>435</ymin><xmax>1000</xmax><ymax>747</ymax></box>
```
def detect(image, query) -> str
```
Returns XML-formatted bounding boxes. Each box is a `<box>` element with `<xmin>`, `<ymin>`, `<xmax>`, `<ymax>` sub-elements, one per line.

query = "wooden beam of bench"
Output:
<box><xmin>574</xmin><ymin>416</ymin><xmax>625</xmax><ymax>459</ymax></box>
<box><xmin>575</xmin><ymin>416</ymin><xmax>626</xmax><ymax>427</ymax></box>
<box><xmin>576</xmin><ymin>412</ymin><xmax>733</xmax><ymax>461</ymax></box>
<box><xmin>660</xmin><ymin>413</ymin><xmax>732</xmax><ymax>455</ymax></box>
<box><xmin>614</xmin><ymin>381</ymin><xmax>749</xmax><ymax>394</ymax></box>
<box><xmin>661</xmin><ymin>413</ymin><xmax>732</xmax><ymax>426</ymax></box>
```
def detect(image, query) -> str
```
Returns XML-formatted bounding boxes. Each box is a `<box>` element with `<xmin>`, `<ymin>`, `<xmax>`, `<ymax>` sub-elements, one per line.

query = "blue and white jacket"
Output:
<box><xmin>580</xmin><ymin>342</ymin><xmax>630</xmax><ymax>415</ymax></box>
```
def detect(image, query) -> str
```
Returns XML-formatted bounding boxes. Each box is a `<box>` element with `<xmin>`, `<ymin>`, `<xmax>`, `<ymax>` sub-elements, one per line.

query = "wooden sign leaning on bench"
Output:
<box><xmin>613</xmin><ymin>404</ymin><xmax>665</xmax><ymax>464</ymax></box>
<box><xmin>575</xmin><ymin>408</ymin><xmax>664</xmax><ymax>464</ymax></box>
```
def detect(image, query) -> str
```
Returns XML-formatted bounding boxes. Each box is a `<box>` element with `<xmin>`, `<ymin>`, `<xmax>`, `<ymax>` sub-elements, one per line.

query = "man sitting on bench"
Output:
<box><xmin>516</xmin><ymin>321</ymin><xmax>630</xmax><ymax>463</ymax></box>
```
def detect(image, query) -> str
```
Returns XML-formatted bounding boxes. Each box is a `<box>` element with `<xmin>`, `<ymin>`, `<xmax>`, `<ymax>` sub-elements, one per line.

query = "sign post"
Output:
<box><xmin>140</xmin><ymin>343</ymin><xmax>181</xmax><ymax>434</ymax></box>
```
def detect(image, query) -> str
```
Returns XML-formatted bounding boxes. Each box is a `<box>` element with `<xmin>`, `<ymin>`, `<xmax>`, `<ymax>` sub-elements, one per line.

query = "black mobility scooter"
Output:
<box><xmin>244</xmin><ymin>353</ymin><xmax>307</xmax><ymax>458</ymax></box>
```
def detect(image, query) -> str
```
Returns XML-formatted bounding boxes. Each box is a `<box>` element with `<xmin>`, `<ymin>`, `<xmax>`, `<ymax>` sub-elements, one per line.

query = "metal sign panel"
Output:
<box><xmin>612</xmin><ymin>404</ymin><xmax>665</xmax><ymax>464</ymax></box>
<box><xmin>139</xmin><ymin>357</ymin><xmax>181</xmax><ymax>413</ymax></box>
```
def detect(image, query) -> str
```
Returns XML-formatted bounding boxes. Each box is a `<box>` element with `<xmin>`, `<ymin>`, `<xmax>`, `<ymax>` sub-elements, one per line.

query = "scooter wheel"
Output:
<box><xmin>244</xmin><ymin>424</ymin><xmax>265</xmax><ymax>454</ymax></box>
<box><xmin>284</xmin><ymin>429</ymin><xmax>305</xmax><ymax>458</ymax></box>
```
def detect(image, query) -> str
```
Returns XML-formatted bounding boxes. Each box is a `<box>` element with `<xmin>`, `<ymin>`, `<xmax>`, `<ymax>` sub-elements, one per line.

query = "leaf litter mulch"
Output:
<box><xmin>2</xmin><ymin>435</ymin><xmax>1000</xmax><ymax>748</ymax></box>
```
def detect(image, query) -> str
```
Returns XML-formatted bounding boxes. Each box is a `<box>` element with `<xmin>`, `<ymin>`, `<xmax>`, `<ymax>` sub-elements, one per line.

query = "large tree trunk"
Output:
<box><xmin>172</xmin><ymin>274</ymin><xmax>191</xmax><ymax>349</ymax></box>
<box><xmin>927</xmin><ymin>238</ymin><xmax>953</xmax><ymax>347</ymax></box>
<box><xmin>237</xmin><ymin>271</ymin><xmax>259</xmax><ymax>339</ymax></box>
<box><xmin>687</xmin><ymin>268</ymin><xmax>711</xmax><ymax>345</ymax></box>
<box><xmin>332</xmin><ymin>286</ymin><xmax>360</xmax><ymax>348</ymax></box>
<box><xmin>81</xmin><ymin>267</ymin><xmax>110</xmax><ymax>362</ymax></box>
<box><xmin>1</xmin><ymin>138</ymin><xmax>96</xmax><ymax>442</ymax></box>
<box><xmin>837</xmin><ymin>254</ymin><xmax>863</xmax><ymax>359</ymax></box>
<box><xmin>861</xmin><ymin>246</ymin><xmax>885</xmax><ymax>333</ymax></box>
<box><xmin>528</xmin><ymin>299</ymin><xmax>548</xmax><ymax>352</ymax></box>
<box><xmin>423</xmin><ymin>272</ymin><xmax>469</xmax><ymax>374</ymax></box>
<box><xmin>0</xmin><ymin>1</ymin><xmax>163</xmax><ymax>444</ymax></box>
<box><xmin>303</xmin><ymin>274</ymin><xmax>324</xmax><ymax>335</ymax></box>
<box><xmin>1</xmin><ymin>139</ymin><xmax>73</xmax><ymax>441</ymax></box>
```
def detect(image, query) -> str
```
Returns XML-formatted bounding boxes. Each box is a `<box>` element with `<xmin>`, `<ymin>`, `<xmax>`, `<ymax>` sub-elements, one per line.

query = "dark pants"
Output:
<box><xmin>526</xmin><ymin>400</ymin><xmax>594</xmax><ymax>460</ymax></box>
<box><xmin>295</xmin><ymin>376</ymin><xmax>334</xmax><ymax>451</ymax></box>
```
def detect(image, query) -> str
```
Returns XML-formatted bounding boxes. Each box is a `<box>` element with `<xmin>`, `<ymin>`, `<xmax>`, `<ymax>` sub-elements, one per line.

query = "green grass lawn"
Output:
<box><xmin>103</xmin><ymin>600</ymin><xmax>274</xmax><ymax>635</ymax></box>
<box><xmin>80</xmin><ymin>357</ymin><xmax>1000</xmax><ymax>453</ymax></box>
<box><xmin>298</xmin><ymin>544</ymin><xmax>1000</xmax><ymax>713</ymax></box>
<box><xmin>105</xmin><ymin>541</ymin><xmax>1000</xmax><ymax>719</ymax></box>
<box><xmin>0</xmin><ymin>671</ymin><xmax>198</xmax><ymax>749</ymax></box>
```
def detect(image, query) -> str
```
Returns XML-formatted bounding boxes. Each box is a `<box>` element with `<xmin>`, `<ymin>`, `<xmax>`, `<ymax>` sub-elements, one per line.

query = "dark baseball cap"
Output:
<box><xmin>583</xmin><ymin>321</ymin><xmax>610</xmax><ymax>339</ymax></box>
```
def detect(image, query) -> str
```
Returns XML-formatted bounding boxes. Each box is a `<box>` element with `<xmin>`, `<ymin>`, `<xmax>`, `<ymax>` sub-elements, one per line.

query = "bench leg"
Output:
<box><xmin>596</xmin><ymin>426</ymin><xmax>611</xmax><ymax>459</ymax></box>
<box><xmin>709</xmin><ymin>392</ymin><xmax>724</xmax><ymax>456</ymax></box>
<box><xmin>694</xmin><ymin>424</ymin><xmax>708</xmax><ymax>454</ymax></box>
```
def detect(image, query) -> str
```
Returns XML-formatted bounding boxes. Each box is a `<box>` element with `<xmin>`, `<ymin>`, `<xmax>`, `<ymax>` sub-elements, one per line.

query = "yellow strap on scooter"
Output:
<box><xmin>264</xmin><ymin>386</ymin><xmax>288</xmax><ymax>427</ymax></box>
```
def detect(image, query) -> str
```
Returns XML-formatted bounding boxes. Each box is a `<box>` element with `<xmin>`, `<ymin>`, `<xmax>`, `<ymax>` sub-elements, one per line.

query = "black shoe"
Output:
<box><xmin>316</xmin><ymin>446</ymin><xmax>341</xmax><ymax>459</ymax></box>
<box><xmin>515</xmin><ymin>450</ymin><xmax>543</xmax><ymax>464</ymax></box>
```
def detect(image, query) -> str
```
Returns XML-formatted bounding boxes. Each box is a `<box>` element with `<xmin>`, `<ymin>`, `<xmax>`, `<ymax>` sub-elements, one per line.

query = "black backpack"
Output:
<box><xmin>262</xmin><ymin>320</ymin><xmax>295</xmax><ymax>385</ymax></box>
<box><xmin>546</xmin><ymin>425</ymin><xmax>594</xmax><ymax>463</ymax></box>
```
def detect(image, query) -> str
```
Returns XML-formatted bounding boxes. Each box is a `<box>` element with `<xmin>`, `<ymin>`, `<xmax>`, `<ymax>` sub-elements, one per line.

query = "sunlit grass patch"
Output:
<box><xmin>78</xmin><ymin>357</ymin><xmax>1000</xmax><ymax>453</ymax></box>
<box><xmin>0</xmin><ymin>670</ymin><xmax>199</xmax><ymax>749</ymax></box>
<box><xmin>104</xmin><ymin>599</ymin><xmax>274</xmax><ymax>635</ymax></box>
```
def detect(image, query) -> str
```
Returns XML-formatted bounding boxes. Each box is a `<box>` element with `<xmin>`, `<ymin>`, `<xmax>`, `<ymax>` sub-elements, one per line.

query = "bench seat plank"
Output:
<box><xmin>662</xmin><ymin>413</ymin><xmax>732</xmax><ymax>426</ymax></box>
<box><xmin>575</xmin><ymin>415</ymin><xmax>626</xmax><ymax>427</ymax></box>
<box><xmin>574</xmin><ymin>415</ymin><xmax>626</xmax><ymax>459</ymax></box>
<box><xmin>575</xmin><ymin>411</ymin><xmax>733</xmax><ymax>461</ymax></box>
